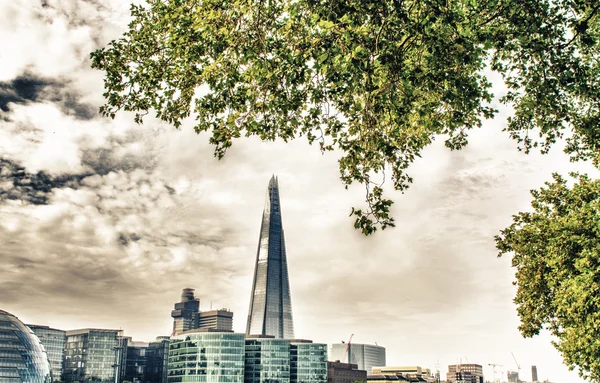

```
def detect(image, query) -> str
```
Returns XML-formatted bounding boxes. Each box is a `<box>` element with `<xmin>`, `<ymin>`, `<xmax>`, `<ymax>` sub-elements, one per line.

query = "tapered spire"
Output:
<box><xmin>246</xmin><ymin>175</ymin><xmax>294</xmax><ymax>339</ymax></box>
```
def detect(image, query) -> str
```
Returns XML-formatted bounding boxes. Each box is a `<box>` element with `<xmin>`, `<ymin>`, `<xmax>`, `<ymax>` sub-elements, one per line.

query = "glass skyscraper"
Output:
<box><xmin>167</xmin><ymin>331</ymin><xmax>245</xmax><ymax>383</ymax></box>
<box><xmin>246</xmin><ymin>176</ymin><xmax>295</xmax><ymax>339</ymax></box>
<box><xmin>63</xmin><ymin>329</ymin><xmax>124</xmax><ymax>383</ymax></box>
<box><xmin>0</xmin><ymin>310</ymin><xmax>51</xmax><ymax>383</ymax></box>
<box><xmin>330</xmin><ymin>343</ymin><xmax>385</xmax><ymax>374</ymax></box>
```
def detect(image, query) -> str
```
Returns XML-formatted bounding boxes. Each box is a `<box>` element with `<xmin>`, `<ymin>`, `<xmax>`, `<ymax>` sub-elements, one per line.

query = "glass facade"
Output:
<box><xmin>167</xmin><ymin>332</ymin><xmax>245</xmax><ymax>383</ymax></box>
<box><xmin>124</xmin><ymin>341</ymin><xmax>149</xmax><ymax>383</ymax></box>
<box><xmin>290</xmin><ymin>343</ymin><xmax>327</xmax><ymax>383</ymax></box>
<box><xmin>246</xmin><ymin>176</ymin><xmax>295</xmax><ymax>339</ymax></box>
<box><xmin>330</xmin><ymin>344</ymin><xmax>385</xmax><ymax>375</ymax></box>
<box><xmin>28</xmin><ymin>326</ymin><xmax>66</xmax><ymax>382</ymax></box>
<box><xmin>147</xmin><ymin>337</ymin><xmax>170</xmax><ymax>383</ymax></box>
<box><xmin>0</xmin><ymin>310</ymin><xmax>51</xmax><ymax>383</ymax></box>
<box><xmin>63</xmin><ymin>329</ymin><xmax>123</xmax><ymax>383</ymax></box>
<box><xmin>244</xmin><ymin>339</ymin><xmax>290</xmax><ymax>383</ymax></box>
<box><xmin>171</xmin><ymin>289</ymin><xmax>201</xmax><ymax>336</ymax></box>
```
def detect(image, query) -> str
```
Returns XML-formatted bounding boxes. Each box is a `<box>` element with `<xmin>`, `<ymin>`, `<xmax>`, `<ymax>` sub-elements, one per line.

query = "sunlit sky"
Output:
<box><xmin>0</xmin><ymin>2</ymin><xmax>596</xmax><ymax>383</ymax></box>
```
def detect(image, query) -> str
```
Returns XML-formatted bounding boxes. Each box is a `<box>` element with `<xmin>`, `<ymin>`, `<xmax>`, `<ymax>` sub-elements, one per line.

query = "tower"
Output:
<box><xmin>531</xmin><ymin>366</ymin><xmax>538</xmax><ymax>382</ymax></box>
<box><xmin>171</xmin><ymin>288</ymin><xmax>200</xmax><ymax>336</ymax></box>
<box><xmin>246</xmin><ymin>175</ymin><xmax>295</xmax><ymax>339</ymax></box>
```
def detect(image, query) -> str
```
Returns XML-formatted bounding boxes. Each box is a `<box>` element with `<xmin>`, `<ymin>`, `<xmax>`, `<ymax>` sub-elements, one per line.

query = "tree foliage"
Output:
<box><xmin>496</xmin><ymin>174</ymin><xmax>600</xmax><ymax>382</ymax></box>
<box><xmin>90</xmin><ymin>0</ymin><xmax>600</xmax><ymax>235</ymax></box>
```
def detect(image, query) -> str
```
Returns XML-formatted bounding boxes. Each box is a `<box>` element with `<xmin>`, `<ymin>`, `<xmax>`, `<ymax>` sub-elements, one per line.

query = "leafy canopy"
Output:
<box><xmin>91</xmin><ymin>0</ymin><xmax>600</xmax><ymax>235</ymax></box>
<box><xmin>496</xmin><ymin>174</ymin><xmax>600</xmax><ymax>382</ymax></box>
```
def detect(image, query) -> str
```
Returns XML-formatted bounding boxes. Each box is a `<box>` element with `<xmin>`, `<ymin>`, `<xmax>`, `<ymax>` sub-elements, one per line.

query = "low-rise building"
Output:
<box><xmin>327</xmin><ymin>361</ymin><xmax>367</xmax><ymax>383</ymax></box>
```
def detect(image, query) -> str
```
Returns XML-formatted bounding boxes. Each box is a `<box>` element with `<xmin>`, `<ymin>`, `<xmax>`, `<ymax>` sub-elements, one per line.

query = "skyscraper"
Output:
<box><xmin>531</xmin><ymin>366</ymin><xmax>538</xmax><ymax>382</ymax></box>
<box><xmin>330</xmin><ymin>343</ymin><xmax>385</xmax><ymax>375</ymax></box>
<box><xmin>171</xmin><ymin>288</ymin><xmax>200</xmax><ymax>336</ymax></box>
<box><xmin>246</xmin><ymin>175</ymin><xmax>295</xmax><ymax>339</ymax></box>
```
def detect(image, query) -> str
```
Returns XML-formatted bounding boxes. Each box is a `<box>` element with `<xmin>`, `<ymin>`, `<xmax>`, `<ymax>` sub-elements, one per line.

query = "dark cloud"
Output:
<box><xmin>0</xmin><ymin>74</ymin><xmax>96</xmax><ymax>119</ymax></box>
<box><xmin>0</xmin><ymin>158</ymin><xmax>89</xmax><ymax>204</ymax></box>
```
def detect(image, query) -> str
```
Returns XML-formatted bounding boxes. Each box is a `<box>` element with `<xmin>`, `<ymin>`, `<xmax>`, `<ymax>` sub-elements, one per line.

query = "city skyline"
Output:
<box><xmin>0</xmin><ymin>1</ymin><xmax>597</xmax><ymax>383</ymax></box>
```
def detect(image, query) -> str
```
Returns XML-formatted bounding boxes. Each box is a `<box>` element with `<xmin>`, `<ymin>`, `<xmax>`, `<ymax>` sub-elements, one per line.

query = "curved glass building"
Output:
<box><xmin>0</xmin><ymin>310</ymin><xmax>51</xmax><ymax>383</ymax></box>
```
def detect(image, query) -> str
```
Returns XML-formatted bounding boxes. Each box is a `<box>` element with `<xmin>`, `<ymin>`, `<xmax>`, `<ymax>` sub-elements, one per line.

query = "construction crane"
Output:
<box><xmin>511</xmin><ymin>352</ymin><xmax>522</xmax><ymax>382</ymax></box>
<box><xmin>488</xmin><ymin>364</ymin><xmax>503</xmax><ymax>383</ymax></box>
<box><xmin>342</xmin><ymin>334</ymin><xmax>354</xmax><ymax>363</ymax></box>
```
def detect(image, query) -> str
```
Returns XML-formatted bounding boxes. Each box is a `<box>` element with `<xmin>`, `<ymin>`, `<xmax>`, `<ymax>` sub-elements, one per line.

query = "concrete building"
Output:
<box><xmin>198</xmin><ymin>309</ymin><xmax>233</xmax><ymax>331</ymax></box>
<box><xmin>327</xmin><ymin>361</ymin><xmax>367</xmax><ymax>383</ymax></box>
<box><xmin>507</xmin><ymin>371</ymin><xmax>519</xmax><ymax>383</ymax></box>
<box><xmin>28</xmin><ymin>325</ymin><xmax>66</xmax><ymax>382</ymax></box>
<box><xmin>330</xmin><ymin>344</ymin><xmax>385</xmax><ymax>374</ymax></box>
<box><xmin>446</xmin><ymin>365</ymin><xmax>483</xmax><ymax>383</ymax></box>
<box><xmin>63</xmin><ymin>328</ymin><xmax>124</xmax><ymax>383</ymax></box>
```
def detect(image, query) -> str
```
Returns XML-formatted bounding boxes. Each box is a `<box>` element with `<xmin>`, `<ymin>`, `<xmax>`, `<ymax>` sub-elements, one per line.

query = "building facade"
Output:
<box><xmin>0</xmin><ymin>310</ymin><xmax>51</xmax><ymax>383</ymax></box>
<box><xmin>246</xmin><ymin>176</ymin><xmax>295</xmax><ymax>339</ymax></box>
<box><xmin>327</xmin><ymin>361</ymin><xmax>367</xmax><ymax>383</ymax></box>
<box><xmin>245</xmin><ymin>337</ymin><xmax>291</xmax><ymax>383</ymax></box>
<box><xmin>63</xmin><ymin>328</ymin><xmax>124</xmax><ymax>383</ymax></box>
<box><xmin>28</xmin><ymin>325</ymin><xmax>66</xmax><ymax>382</ymax></box>
<box><xmin>446</xmin><ymin>365</ymin><xmax>483</xmax><ymax>383</ymax></box>
<box><xmin>330</xmin><ymin>344</ymin><xmax>385</xmax><ymax>374</ymax></box>
<box><xmin>531</xmin><ymin>366</ymin><xmax>538</xmax><ymax>382</ymax></box>
<box><xmin>198</xmin><ymin>311</ymin><xmax>233</xmax><ymax>332</ymax></box>
<box><xmin>167</xmin><ymin>331</ymin><xmax>245</xmax><ymax>383</ymax></box>
<box><xmin>171</xmin><ymin>289</ymin><xmax>201</xmax><ymax>336</ymax></box>
<box><xmin>124</xmin><ymin>341</ymin><xmax>149</xmax><ymax>383</ymax></box>
<box><xmin>146</xmin><ymin>337</ymin><xmax>170</xmax><ymax>383</ymax></box>
<box><xmin>290</xmin><ymin>341</ymin><xmax>327</xmax><ymax>383</ymax></box>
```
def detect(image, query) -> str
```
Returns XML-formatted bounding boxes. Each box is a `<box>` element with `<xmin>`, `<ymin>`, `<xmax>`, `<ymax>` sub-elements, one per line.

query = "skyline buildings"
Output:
<box><xmin>330</xmin><ymin>343</ymin><xmax>386</xmax><ymax>375</ymax></box>
<box><xmin>171</xmin><ymin>288</ymin><xmax>234</xmax><ymax>336</ymax></box>
<box><xmin>246</xmin><ymin>176</ymin><xmax>295</xmax><ymax>339</ymax></box>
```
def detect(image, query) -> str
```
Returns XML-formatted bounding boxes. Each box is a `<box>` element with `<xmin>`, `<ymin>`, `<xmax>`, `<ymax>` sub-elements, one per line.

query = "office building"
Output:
<box><xmin>290</xmin><ymin>340</ymin><xmax>327</xmax><ymax>383</ymax></box>
<box><xmin>0</xmin><ymin>310</ymin><xmax>51</xmax><ymax>383</ymax></box>
<box><xmin>507</xmin><ymin>371</ymin><xmax>519</xmax><ymax>383</ymax></box>
<box><xmin>198</xmin><ymin>310</ymin><xmax>233</xmax><ymax>331</ymax></box>
<box><xmin>167</xmin><ymin>330</ymin><xmax>246</xmax><ymax>383</ymax></box>
<box><xmin>146</xmin><ymin>337</ymin><xmax>169</xmax><ymax>383</ymax></box>
<box><xmin>246</xmin><ymin>176</ymin><xmax>295</xmax><ymax>339</ymax></box>
<box><xmin>446</xmin><ymin>365</ymin><xmax>483</xmax><ymax>383</ymax></box>
<box><xmin>63</xmin><ymin>328</ymin><xmax>124</xmax><ymax>383</ymax></box>
<box><xmin>171</xmin><ymin>289</ymin><xmax>234</xmax><ymax>336</ymax></box>
<box><xmin>327</xmin><ymin>361</ymin><xmax>367</xmax><ymax>383</ymax></box>
<box><xmin>171</xmin><ymin>289</ymin><xmax>200</xmax><ymax>336</ymax></box>
<box><xmin>531</xmin><ymin>366</ymin><xmax>538</xmax><ymax>382</ymax></box>
<box><xmin>28</xmin><ymin>325</ymin><xmax>66</xmax><ymax>382</ymax></box>
<box><xmin>330</xmin><ymin>344</ymin><xmax>385</xmax><ymax>374</ymax></box>
<box><xmin>245</xmin><ymin>337</ymin><xmax>291</xmax><ymax>383</ymax></box>
<box><xmin>366</xmin><ymin>375</ymin><xmax>410</xmax><ymax>382</ymax></box>
<box><xmin>124</xmin><ymin>340</ymin><xmax>149</xmax><ymax>383</ymax></box>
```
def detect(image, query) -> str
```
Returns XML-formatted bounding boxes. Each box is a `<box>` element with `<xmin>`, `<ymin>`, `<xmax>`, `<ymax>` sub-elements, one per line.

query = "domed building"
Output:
<box><xmin>0</xmin><ymin>310</ymin><xmax>52</xmax><ymax>383</ymax></box>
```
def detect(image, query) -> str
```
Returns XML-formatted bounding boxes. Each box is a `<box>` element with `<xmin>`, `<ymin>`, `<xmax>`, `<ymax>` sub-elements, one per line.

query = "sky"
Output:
<box><xmin>0</xmin><ymin>1</ymin><xmax>596</xmax><ymax>383</ymax></box>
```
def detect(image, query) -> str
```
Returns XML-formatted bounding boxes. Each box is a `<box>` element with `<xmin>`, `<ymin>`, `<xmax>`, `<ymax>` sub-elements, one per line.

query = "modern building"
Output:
<box><xmin>446</xmin><ymin>365</ymin><xmax>483</xmax><ymax>383</ymax></box>
<box><xmin>28</xmin><ymin>325</ymin><xmax>66</xmax><ymax>382</ymax></box>
<box><xmin>327</xmin><ymin>361</ymin><xmax>367</xmax><ymax>383</ymax></box>
<box><xmin>63</xmin><ymin>328</ymin><xmax>124</xmax><ymax>383</ymax></box>
<box><xmin>507</xmin><ymin>371</ymin><xmax>519</xmax><ymax>383</ymax></box>
<box><xmin>124</xmin><ymin>340</ymin><xmax>149</xmax><ymax>383</ymax></box>
<box><xmin>531</xmin><ymin>366</ymin><xmax>538</xmax><ymax>382</ymax></box>
<box><xmin>167</xmin><ymin>330</ymin><xmax>246</xmax><ymax>383</ymax></box>
<box><xmin>198</xmin><ymin>310</ymin><xmax>233</xmax><ymax>332</ymax></box>
<box><xmin>0</xmin><ymin>310</ymin><xmax>51</xmax><ymax>383</ymax></box>
<box><xmin>245</xmin><ymin>337</ymin><xmax>291</xmax><ymax>383</ymax></box>
<box><xmin>290</xmin><ymin>340</ymin><xmax>327</xmax><ymax>383</ymax></box>
<box><xmin>330</xmin><ymin>344</ymin><xmax>385</xmax><ymax>374</ymax></box>
<box><xmin>146</xmin><ymin>337</ymin><xmax>169</xmax><ymax>383</ymax></box>
<box><xmin>171</xmin><ymin>289</ymin><xmax>234</xmax><ymax>336</ymax></box>
<box><xmin>171</xmin><ymin>289</ymin><xmax>200</xmax><ymax>336</ymax></box>
<box><xmin>246</xmin><ymin>176</ymin><xmax>295</xmax><ymax>339</ymax></box>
